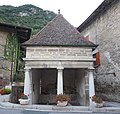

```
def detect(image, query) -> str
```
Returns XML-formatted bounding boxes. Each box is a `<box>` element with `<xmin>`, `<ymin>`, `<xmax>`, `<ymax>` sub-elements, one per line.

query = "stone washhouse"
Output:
<box><xmin>23</xmin><ymin>14</ymin><xmax>97</xmax><ymax>106</ymax></box>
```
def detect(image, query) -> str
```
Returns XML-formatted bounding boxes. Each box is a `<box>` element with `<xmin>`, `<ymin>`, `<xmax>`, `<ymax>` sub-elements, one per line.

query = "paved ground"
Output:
<box><xmin>0</xmin><ymin>109</ymin><xmax>120</xmax><ymax>114</ymax></box>
<box><xmin>0</xmin><ymin>101</ymin><xmax>120</xmax><ymax>113</ymax></box>
<box><xmin>104</xmin><ymin>101</ymin><xmax>120</xmax><ymax>107</ymax></box>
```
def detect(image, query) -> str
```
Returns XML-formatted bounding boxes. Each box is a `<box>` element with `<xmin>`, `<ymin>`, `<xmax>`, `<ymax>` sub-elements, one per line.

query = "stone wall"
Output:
<box><xmin>80</xmin><ymin>1</ymin><xmax>120</xmax><ymax>102</ymax></box>
<box><xmin>0</xmin><ymin>31</ymin><xmax>10</xmax><ymax>85</ymax></box>
<box><xmin>26</xmin><ymin>47</ymin><xmax>93</xmax><ymax>60</ymax></box>
<box><xmin>32</xmin><ymin>69</ymin><xmax>40</xmax><ymax>104</ymax></box>
<box><xmin>0</xmin><ymin>94</ymin><xmax>11</xmax><ymax>102</ymax></box>
<box><xmin>76</xmin><ymin>69</ymin><xmax>86</xmax><ymax>106</ymax></box>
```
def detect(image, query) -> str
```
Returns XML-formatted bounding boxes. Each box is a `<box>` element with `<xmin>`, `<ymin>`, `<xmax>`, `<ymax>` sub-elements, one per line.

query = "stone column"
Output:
<box><xmin>88</xmin><ymin>67</ymin><xmax>95</xmax><ymax>107</ymax></box>
<box><xmin>24</xmin><ymin>68</ymin><xmax>32</xmax><ymax>104</ymax></box>
<box><xmin>57</xmin><ymin>67</ymin><xmax>64</xmax><ymax>94</ymax></box>
<box><xmin>85</xmin><ymin>70</ymin><xmax>89</xmax><ymax>106</ymax></box>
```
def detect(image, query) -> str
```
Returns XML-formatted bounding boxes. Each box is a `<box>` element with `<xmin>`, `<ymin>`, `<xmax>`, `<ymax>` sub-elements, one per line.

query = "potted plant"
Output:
<box><xmin>55</xmin><ymin>94</ymin><xmax>70</xmax><ymax>106</ymax></box>
<box><xmin>19</xmin><ymin>93</ymin><xmax>30</xmax><ymax>105</ymax></box>
<box><xmin>90</xmin><ymin>95</ymin><xmax>104</xmax><ymax>108</ymax></box>
<box><xmin>0</xmin><ymin>88</ymin><xmax>11</xmax><ymax>102</ymax></box>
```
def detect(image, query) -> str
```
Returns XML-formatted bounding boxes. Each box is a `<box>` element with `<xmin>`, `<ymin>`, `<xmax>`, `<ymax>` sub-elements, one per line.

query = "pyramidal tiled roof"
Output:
<box><xmin>23</xmin><ymin>14</ymin><xmax>96</xmax><ymax>47</ymax></box>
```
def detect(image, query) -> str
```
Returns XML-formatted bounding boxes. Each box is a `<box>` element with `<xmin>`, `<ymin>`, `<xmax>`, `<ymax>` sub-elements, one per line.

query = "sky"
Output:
<box><xmin>0</xmin><ymin>0</ymin><xmax>104</xmax><ymax>27</ymax></box>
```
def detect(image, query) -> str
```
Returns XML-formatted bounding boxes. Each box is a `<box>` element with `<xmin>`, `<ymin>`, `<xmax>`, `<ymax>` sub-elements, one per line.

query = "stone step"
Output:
<box><xmin>52</xmin><ymin>106</ymin><xmax>90</xmax><ymax>112</ymax></box>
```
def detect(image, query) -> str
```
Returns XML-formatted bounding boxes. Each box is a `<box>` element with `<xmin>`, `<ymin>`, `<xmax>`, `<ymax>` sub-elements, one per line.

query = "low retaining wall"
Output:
<box><xmin>39</xmin><ymin>94</ymin><xmax>78</xmax><ymax>105</ymax></box>
<box><xmin>0</xmin><ymin>94</ymin><xmax>11</xmax><ymax>102</ymax></box>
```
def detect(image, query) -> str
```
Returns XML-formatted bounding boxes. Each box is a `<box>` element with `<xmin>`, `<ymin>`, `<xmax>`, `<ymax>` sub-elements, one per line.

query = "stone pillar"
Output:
<box><xmin>88</xmin><ymin>67</ymin><xmax>95</xmax><ymax>107</ymax></box>
<box><xmin>57</xmin><ymin>67</ymin><xmax>64</xmax><ymax>94</ymax></box>
<box><xmin>24</xmin><ymin>68</ymin><xmax>32</xmax><ymax>104</ymax></box>
<box><xmin>85</xmin><ymin>70</ymin><xmax>89</xmax><ymax>106</ymax></box>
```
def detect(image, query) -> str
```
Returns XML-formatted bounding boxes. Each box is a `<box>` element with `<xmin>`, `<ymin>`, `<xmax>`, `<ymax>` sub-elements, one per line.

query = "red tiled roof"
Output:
<box><xmin>23</xmin><ymin>14</ymin><xmax>96</xmax><ymax>47</ymax></box>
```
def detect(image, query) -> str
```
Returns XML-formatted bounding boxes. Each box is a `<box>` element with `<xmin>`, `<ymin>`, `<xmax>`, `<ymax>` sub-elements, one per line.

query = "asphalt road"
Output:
<box><xmin>0</xmin><ymin>109</ymin><xmax>120</xmax><ymax>114</ymax></box>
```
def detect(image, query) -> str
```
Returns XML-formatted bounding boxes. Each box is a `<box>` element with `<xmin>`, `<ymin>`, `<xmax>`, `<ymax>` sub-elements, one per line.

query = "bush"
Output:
<box><xmin>0</xmin><ymin>87</ymin><xmax>11</xmax><ymax>95</ymax></box>
<box><xmin>90</xmin><ymin>95</ymin><xmax>103</xmax><ymax>103</ymax></box>
<box><xmin>19</xmin><ymin>93</ymin><xmax>28</xmax><ymax>99</ymax></box>
<box><xmin>55</xmin><ymin>94</ymin><xmax>70</xmax><ymax>103</ymax></box>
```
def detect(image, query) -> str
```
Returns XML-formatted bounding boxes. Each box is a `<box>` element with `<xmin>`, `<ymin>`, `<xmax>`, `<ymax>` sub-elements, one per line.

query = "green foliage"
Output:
<box><xmin>90</xmin><ymin>95</ymin><xmax>103</xmax><ymax>103</ymax></box>
<box><xmin>4</xmin><ymin>34</ymin><xmax>25</xmax><ymax>82</ymax></box>
<box><xmin>4</xmin><ymin>34</ymin><xmax>20</xmax><ymax>75</ymax></box>
<box><xmin>3</xmin><ymin>88</ymin><xmax>11</xmax><ymax>94</ymax></box>
<box><xmin>0</xmin><ymin>87</ymin><xmax>11</xmax><ymax>95</ymax></box>
<box><xmin>20</xmin><ymin>93</ymin><xmax>28</xmax><ymax>99</ymax></box>
<box><xmin>0</xmin><ymin>4</ymin><xmax>56</xmax><ymax>34</ymax></box>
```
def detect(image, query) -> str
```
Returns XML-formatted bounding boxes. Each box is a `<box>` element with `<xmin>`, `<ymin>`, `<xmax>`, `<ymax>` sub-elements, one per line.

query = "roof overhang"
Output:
<box><xmin>22</xmin><ymin>44</ymin><xmax>98</xmax><ymax>50</ymax></box>
<box><xmin>0</xmin><ymin>22</ymin><xmax>31</xmax><ymax>43</ymax></box>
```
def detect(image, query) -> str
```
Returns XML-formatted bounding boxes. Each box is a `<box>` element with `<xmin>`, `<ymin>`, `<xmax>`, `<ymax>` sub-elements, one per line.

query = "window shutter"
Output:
<box><xmin>93</xmin><ymin>51</ymin><xmax>100</xmax><ymax>67</ymax></box>
<box><xmin>96</xmin><ymin>52</ymin><xmax>100</xmax><ymax>65</ymax></box>
<box><xmin>95</xmin><ymin>52</ymin><xmax>100</xmax><ymax>66</ymax></box>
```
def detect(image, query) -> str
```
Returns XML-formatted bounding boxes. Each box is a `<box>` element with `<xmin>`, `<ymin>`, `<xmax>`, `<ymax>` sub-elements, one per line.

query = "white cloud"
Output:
<box><xmin>0</xmin><ymin>0</ymin><xmax>103</xmax><ymax>27</ymax></box>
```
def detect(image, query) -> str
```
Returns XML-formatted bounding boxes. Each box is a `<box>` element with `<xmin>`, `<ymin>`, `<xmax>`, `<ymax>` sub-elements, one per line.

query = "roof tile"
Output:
<box><xmin>23</xmin><ymin>14</ymin><xmax>96</xmax><ymax>47</ymax></box>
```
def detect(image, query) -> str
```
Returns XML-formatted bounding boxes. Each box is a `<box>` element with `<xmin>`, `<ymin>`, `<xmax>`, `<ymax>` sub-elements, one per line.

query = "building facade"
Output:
<box><xmin>23</xmin><ymin>14</ymin><xmax>97</xmax><ymax>106</ymax></box>
<box><xmin>0</xmin><ymin>23</ymin><xmax>31</xmax><ymax>86</ymax></box>
<box><xmin>78</xmin><ymin>0</ymin><xmax>120</xmax><ymax>102</ymax></box>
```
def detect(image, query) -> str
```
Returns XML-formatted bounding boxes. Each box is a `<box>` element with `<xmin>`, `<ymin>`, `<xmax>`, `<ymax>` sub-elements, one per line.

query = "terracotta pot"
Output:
<box><xmin>57</xmin><ymin>101</ymin><xmax>68</xmax><ymax>106</ymax></box>
<box><xmin>93</xmin><ymin>102</ymin><xmax>104</xmax><ymax>108</ymax></box>
<box><xmin>19</xmin><ymin>99</ymin><xmax>30</xmax><ymax>105</ymax></box>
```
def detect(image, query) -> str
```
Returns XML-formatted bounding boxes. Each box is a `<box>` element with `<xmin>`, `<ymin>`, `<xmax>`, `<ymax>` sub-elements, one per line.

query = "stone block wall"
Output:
<box><xmin>76</xmin><ymin>69</ymin><xmax>86</xmax><ymax>106</ymax></box>
<box><xmin>26</xmin><ymin>47</ymin><xmax>93</xmax><ymax>60</ymax></box>
<box><xmin>0</xmin><ymin>31</ymin><xmax>10</xmax><ymax>85</ymax></box>
<box><xmin>0</xmin><ymin>94</ymin><xmax>11</xmax><ymax>102</ymax></box>
<box><xmin>85</xmin><ymin>70</ymin><xmax>89</xmax><ymax>105</ymax></box>
<box><xmin>80</xmin><ymin>1</ymin><xmax>120</xmax><ymax>102</ymax></box>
